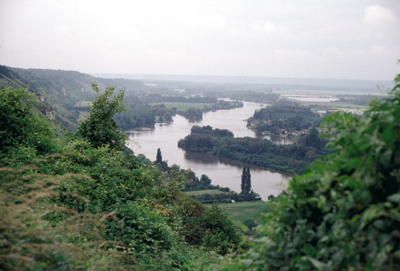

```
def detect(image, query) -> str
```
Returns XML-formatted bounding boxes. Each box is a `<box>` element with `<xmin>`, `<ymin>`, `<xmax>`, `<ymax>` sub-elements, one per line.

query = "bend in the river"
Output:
<box><xmin>126</xmin><ymin>102</ymin><xmax>291</xmax><ymax>200</ymax></box>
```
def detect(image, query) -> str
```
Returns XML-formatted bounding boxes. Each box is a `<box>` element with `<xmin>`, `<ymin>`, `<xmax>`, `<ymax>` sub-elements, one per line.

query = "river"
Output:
<box><xmin>126</xmin><ymin>102</ymin><xmax>291</xmax><ymax>200</ymax></box>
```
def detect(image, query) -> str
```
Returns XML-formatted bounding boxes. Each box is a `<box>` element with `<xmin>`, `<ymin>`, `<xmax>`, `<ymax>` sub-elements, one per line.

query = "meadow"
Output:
<box><xmin>219</xmin><ymin>201</ymin><xmax>266</xmax><ymax>225</ymax></box>
<box><xmin>301</xmin><ymin>101</ymin><xmax>368</xmax><ymax>112</ymax></box>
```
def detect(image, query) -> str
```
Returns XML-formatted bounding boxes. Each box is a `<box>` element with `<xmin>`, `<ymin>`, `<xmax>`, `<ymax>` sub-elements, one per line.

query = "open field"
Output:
<box><xmin>183</xmin><ymin>189</ymin><xmax>227</xmax><ymax>196</ymax></box>
<box><xmin>219</xmin><ymin>201</ymin><xmax>266</xmax><ymax>225</ymax></box>
<box><xmin>149</xmin><ymin>102</ymin><xmax>214</xmax><ymax>110</ymax></box>
<box><xmin>274</xmin><ymin>89</ymin><xmax>386</xmax><ymax>96</ymax></box>
<box><xmin>301</xmin><ymin>101</ymin><xmax>369</xmax><ymax>112</ymax></box>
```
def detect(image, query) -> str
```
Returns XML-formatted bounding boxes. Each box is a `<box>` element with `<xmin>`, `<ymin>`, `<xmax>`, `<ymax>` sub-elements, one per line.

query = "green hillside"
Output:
<box><xmin>0</xmin><ymin>66</ymin><xmax>145</xmax><ymax>133</ymax></box>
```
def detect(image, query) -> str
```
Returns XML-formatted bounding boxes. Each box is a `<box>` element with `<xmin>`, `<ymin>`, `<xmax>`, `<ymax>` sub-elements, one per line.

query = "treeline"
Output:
<box><xmin>116</xmin><ymin>94</ymin><xmax>243</xmax><ymax>126</ymax></box>
<box><xmin>177</xmin><ymin>107</ymin><xmax>203</xmax><ymax>122</ymax></box>
<box><xmin>248</xmin><ymin>99</ymin><xmax>322</xmax><ymax>133</ymax></box>
<box><xmin>178</xmin><ymin>125</ymin><xmax>330</xmax><ymax>173</ymax></box>
<box><xmin>204</xmin><ymin>89</ymin><xmax>280</xmax><ymax>103</ymax></box>
<box><xmin>142</xmin><ymin>93</ymin><xmax>218</xmax><ymax>104</ymax></box>
<box><xmin>176</xmin><ymin>100</ymin><xmax>244</xmax><ymax>122</ymax></box>
<box><xmin>188</xmin><ymin>190</ymin><xmax>260</xmax><ymax>204</ymax></box>
<box><xmin>205</xmin><ymin>99</ymin><xmax>244</xmax><ymax>111</ymax></box>
<box><xmin>114</xmin><ymin>103</ymin><xmax>176</xmax><ymax>129</ymax></box>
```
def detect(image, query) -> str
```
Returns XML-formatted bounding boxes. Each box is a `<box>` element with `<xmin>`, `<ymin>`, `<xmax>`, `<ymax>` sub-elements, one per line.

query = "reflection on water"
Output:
<box><xmin>126</xmin><ymin>102</ymin><xmax>291</xmax><ymax>200</ymax></box>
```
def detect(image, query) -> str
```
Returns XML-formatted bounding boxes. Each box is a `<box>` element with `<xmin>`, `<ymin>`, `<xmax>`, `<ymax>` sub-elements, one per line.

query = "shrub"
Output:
<box><xmin>76</xmin><ymin>82</ymin><xmax>127</xmax><ymax>151</ymax></box>
<box><xmin>0</xmin><ymin>87</ymin><xmax>56</xmax><ymax>156</ymax></box>
<box><xmin>202</xmin><ymin>203</ymin><xmax>240</xmax><ymax>255</ymax></box>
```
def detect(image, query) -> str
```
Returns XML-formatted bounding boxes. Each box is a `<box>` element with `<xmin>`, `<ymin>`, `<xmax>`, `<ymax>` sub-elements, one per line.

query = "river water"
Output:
<box><xmin>126</xmin><ymin>102</ymin><xmax>291</xmax><ymax>200</ymax></box>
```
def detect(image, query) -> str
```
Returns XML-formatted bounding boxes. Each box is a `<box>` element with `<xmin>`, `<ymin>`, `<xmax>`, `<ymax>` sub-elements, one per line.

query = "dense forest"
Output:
<box><xmin>178</xmin><ymin>125</ymin><xmax>330</xmax><ymax>173</ymax></box>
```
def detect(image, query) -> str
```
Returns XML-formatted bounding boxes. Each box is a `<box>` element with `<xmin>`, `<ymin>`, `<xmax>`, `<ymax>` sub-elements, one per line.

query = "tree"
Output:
<box><xmin>247</xmin><ymin>166</ymin><xmax>251</xmax><ymax>192</ymax></box>
<box><xmin>163</xmin><ymin>112</ymin><xmax>172</xmax><ymax>122</ymax></box>
<box><xmin>306</xmin><ymin>127</ymin><xmax>319</xmax><ymax>148</ymax></box>
<box><xmin>76</xmin><ymin>82</ymin><xmax>126</xmax><ymax>151</ymax></box>
<box><xmin>267</xmin><ymin>194</ymin><xmax>275</xmax><ymax>200</ymax></box>
<box><xmin>241</xmin><ymin>166</ymin><xmax>247</xmax><ymax>192</ymax></box>
<box><xmin>156</xmin><ymin>148</ymin><xmax>162</xmax><ymax>163</ymax></box>
<box><xmin>241</xmin><ymin>166</ymin><xmax>251</xmax><ymax>193</ymax></box>
<box><xmin>200</xmin><ymin>174</ymin><xmax>211</xmax><ymax>187</ymax></box>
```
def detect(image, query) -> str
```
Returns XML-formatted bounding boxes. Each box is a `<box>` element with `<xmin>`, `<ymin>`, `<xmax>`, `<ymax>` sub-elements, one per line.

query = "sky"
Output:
<box><xmin>1</xmin><ymin>0</ymin><xmax>399</xmax><ymax>80</ymax></box>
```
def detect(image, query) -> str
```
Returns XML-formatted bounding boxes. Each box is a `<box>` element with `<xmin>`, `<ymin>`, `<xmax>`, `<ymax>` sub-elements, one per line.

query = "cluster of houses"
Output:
<box><xmin>280</xmin><ymin>128</ymin><xmax>309</xmax><ymax>136</ymax></box>
<box><xmin>248</xmin><ymin>119</ymin><xmax>311</xmax><ymax>137</ymax></box>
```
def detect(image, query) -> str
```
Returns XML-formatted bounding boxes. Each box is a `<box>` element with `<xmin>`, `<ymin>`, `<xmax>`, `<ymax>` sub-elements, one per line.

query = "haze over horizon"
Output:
<box><xmin>1</xmin><ymin>0</ymin><xmax>400</xmax><ymax>81</ymax></box>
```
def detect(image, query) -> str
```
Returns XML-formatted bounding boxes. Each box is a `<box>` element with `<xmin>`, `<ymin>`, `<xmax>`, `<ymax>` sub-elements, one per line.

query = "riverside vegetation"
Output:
<box><xmin>1</xmin><ymin>67</ymin><xmax>400</xmax><ymax>270</ymax></box>
<box><xmin>178</xmin><ymin>125</ymin><xmax>330</xmax><ymax>174</ymax></box>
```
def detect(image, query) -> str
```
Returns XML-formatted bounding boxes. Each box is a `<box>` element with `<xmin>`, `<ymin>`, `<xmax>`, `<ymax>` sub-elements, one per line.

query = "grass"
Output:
<box><xmin>149</xmin><ymin>102</ymin><xmax>214</xmax><ymax>110</ymax></box>
<box><xmin>219</xmin><ymin>201</ymin><xmax>266</xmax><ymax>225</ymax></box>
<box><xmin>184</xmin><ymin>189</ymin><xmax>227</xmax><ymax>196</ymax></box>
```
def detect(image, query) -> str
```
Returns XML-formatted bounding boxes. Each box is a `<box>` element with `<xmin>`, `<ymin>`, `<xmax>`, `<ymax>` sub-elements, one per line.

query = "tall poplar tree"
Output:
<box><xmin>156</xmin><ymin>148</ymin><xmax>162</xmax><ymax>163</ymax></box>
<box><xmin>241</xmin><ymin>166</ymin><xmax>247</xmax><ymax>192</ymax></box>
<box><xmin>241</xmin><ymin>166</ymin><xmax>251</xmax><ymax>193</ymax></box>
<box><xmin>247</xmin><ymin>166</ymin><xmax>251</xmax><ymax>192</ymax></box>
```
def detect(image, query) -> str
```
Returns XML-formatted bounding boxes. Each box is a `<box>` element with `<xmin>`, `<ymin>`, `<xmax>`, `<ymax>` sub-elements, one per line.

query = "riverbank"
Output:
<box><xmin>127</xmin><ymin>102</ymin><xmax>291</xmax><ymax>201</ymax></box>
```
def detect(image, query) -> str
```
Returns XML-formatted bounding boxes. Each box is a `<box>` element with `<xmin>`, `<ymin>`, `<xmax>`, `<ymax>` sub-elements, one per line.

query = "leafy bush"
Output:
<box><xmin>77</xmin><ymin>82</ymin><xmax>127</xmax><ymax>151</ymax></box>
<box><xmin>232</xmin><ymin>74</ymin><xmax>400</xmax><ymax>270</ymax></box>
<box><xmin>0</xmin><ymin>87</ymin><xmax>56</xmax><ymax>156</ymax></box>
<box><xmin>202</xmin><ymin>204</ymin><xmax>241</xmax><ymax>255</ymax></box>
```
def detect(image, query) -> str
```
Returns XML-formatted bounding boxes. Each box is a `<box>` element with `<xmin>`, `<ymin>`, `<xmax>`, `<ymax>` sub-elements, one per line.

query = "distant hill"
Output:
<box><xmin>92</xmin><ymin>73</ymin><xmax>393</xmax><ymax>92</ymax></box>
<box><xmin>0</xmin><ymin>66</ymin><xmax>145</xmax><ymax>133</ymax></box>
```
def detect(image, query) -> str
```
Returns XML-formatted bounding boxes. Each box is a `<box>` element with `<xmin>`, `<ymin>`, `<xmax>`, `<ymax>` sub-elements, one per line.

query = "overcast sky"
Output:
<box><xmin>1</xmin><ymin>0</ymin><xmax>399</xmax><ymax>80</ymax></box>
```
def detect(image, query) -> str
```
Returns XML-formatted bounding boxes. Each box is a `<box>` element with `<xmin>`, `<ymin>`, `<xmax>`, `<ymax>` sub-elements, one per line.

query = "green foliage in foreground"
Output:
<box><xmin>0</xmin><ymin>87</ymin><xmax>56</xmax><ymax>155</ymax></box>
<box><xmin>0</xmin><ymin>86</ymin><xmax>241</xmax><ymax>270</ymax></box>
<box><xmin>230</xmin><ymin>74</ymin><xmax>400</xmax><ymax>270</ymax></box>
